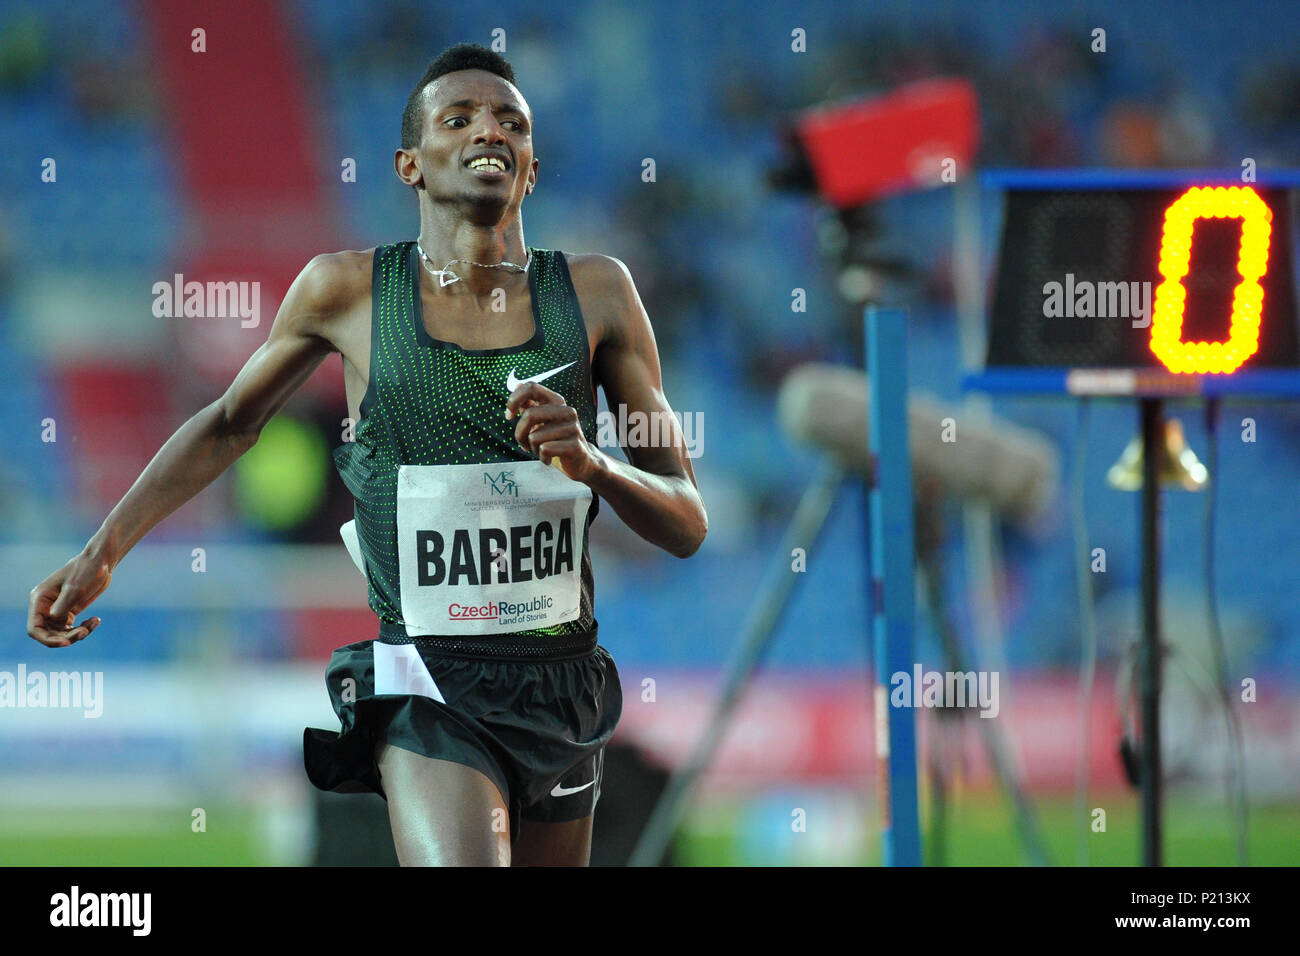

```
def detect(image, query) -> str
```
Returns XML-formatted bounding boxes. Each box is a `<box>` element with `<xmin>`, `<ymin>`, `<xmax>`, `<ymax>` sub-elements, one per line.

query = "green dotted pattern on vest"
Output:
<box><xmin>333</xmin><ymin>240</ymin><xmax>600</xmax><ymax>637</ymax></box>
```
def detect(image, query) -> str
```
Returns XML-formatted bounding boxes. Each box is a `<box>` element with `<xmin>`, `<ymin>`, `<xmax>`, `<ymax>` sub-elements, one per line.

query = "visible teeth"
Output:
<box><xmin>470</xmin><ymin>157</ymin><xmax>506</xmax><ymax>171</ymax></box>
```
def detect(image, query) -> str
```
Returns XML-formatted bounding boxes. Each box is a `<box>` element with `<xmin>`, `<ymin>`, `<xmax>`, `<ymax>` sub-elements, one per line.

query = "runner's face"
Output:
<box><xmin>418</xmin><ymin>70</ymin><xmax>536</xmax><ymax>211</ymax></box>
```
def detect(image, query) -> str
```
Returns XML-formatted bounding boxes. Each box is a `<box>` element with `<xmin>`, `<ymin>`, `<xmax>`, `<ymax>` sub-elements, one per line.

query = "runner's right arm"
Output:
<box><xmin>26</xmin><ymin>252</ymin><xmax>361</xmax><ymax>648</ymax></box>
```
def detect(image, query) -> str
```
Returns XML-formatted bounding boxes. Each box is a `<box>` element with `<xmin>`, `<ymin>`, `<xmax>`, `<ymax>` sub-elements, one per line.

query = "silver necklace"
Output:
<box><xmin>416</xmin><ymin>241</ymin><xmax>531</xmax><ymax>287</ymax></box>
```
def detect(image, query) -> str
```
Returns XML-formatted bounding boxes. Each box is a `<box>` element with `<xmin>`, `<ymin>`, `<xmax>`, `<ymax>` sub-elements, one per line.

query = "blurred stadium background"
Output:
<box><xmin>2</xmin><ymin>0</ymin><xmax>1299</xmax><ymax>865</ymax></box>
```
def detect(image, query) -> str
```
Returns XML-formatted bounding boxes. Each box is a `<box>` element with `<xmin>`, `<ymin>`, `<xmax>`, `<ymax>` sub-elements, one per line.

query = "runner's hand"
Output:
<box><xmin>505</xmin><ymin>381</ymin><xmax>601</xmax><ymax>482</ymax></box>
<box><xmin>27</xmin><ymin>552</ymin><xmax>110</xmax><ymax>648</ymax></box>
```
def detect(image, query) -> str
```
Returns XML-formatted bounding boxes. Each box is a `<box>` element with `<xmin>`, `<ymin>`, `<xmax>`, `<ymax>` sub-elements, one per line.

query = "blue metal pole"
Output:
<box><xmin>866</xmin><ymin>305</ymin><xmax>923</xmax><ymax>866</ymax></box>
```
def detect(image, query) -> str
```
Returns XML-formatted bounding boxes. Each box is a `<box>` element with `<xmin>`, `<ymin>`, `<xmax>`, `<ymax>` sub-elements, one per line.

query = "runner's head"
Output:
<box><xmin>396</xmin><ymin>43</ymin><xmax>538</xmax><ymax>218</ymax></box>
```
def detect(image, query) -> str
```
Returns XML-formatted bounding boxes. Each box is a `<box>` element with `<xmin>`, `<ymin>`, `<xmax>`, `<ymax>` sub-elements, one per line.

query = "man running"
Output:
<box><xmin>26</xmin><ymin>42</ymin><xmax>707</xmax><ymax>866</ymax></box>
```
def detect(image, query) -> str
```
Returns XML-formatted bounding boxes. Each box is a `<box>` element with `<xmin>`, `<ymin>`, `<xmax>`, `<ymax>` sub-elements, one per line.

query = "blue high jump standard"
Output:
<box><xmin>865</xmin><ymin>305</ymin><xmax>923</xmax><ymax>867</ymax></box>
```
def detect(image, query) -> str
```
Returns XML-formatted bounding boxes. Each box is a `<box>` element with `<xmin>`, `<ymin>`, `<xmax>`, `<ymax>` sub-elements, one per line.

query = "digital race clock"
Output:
<box><xmin>976</xmin><ymin>170</ymin><xmax>1300</xmax><ymax>397</ymax></box>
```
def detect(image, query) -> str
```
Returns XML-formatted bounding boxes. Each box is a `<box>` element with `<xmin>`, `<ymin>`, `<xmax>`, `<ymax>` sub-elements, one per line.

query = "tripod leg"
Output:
<box><xmin>925</xmin><ymin>712</ymin><xmax>956</xmax><ymax>866</ymax></box>
<box><xmin>628</xmin><ymin>460</ymin><xmax>846</xmax><ymax>867</ymax></box>
<box><xmin>918</xmin><ymin>552</ymin><xmax>1052</xmax><ymax>866</ymax></box>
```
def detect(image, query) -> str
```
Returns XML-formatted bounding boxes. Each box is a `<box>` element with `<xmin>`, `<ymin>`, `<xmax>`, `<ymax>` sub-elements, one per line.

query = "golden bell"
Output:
<box><xmin>1106</xmin><ymin>418</ymin><xmax>1208</xmax><ymax>491</ymax></box>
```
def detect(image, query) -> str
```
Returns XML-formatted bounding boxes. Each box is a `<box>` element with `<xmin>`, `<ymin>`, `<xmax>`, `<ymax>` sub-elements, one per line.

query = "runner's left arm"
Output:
<box><xmin>505</xmin><ymin>255</ymin><xmax>706</xmax><ymax>558</ymax></box>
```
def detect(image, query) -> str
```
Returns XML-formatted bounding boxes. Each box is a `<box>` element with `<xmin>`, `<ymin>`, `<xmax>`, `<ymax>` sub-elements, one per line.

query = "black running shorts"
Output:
<box><xmin>303</xmin><ymin>626</ymin><xmax>623</xmax><ymax>845</ymax></box>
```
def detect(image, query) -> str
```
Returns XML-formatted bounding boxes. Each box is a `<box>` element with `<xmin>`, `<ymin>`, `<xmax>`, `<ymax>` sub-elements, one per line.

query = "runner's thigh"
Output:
<box><xmin>377</xmin><ymin>742</ymin><xmax>512</xmax><ymax>866</ymax></box>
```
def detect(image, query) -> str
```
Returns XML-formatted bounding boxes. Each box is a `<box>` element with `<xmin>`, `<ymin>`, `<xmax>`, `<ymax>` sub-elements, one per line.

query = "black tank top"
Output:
<box><xmin>333</xmin><ymin>241</ymin><xmax>600</xmax><ymax>645</ymax></box>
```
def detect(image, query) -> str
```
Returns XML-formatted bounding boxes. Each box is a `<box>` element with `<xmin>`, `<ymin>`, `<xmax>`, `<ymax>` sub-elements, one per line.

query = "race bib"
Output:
<box><xmin>396</xmin><ymin>461</ymin><xmax>591</xmax><ymax>636</ymax></box>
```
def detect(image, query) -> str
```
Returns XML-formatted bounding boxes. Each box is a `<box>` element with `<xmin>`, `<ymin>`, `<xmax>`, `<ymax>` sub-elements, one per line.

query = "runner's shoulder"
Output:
<box><xmin>564</xmin><ymin>252</ymin><xmax>634</xmax><ymax>295</ymax></box>
<box><xmin>297</xmin><ymin>248</ymin><xmax>375</xmax><ymax>315</ymax></box>
<box><xmin>563</xmin><ymin>253</ymin><xmax>640</xmax><ymax>342</ymax></box>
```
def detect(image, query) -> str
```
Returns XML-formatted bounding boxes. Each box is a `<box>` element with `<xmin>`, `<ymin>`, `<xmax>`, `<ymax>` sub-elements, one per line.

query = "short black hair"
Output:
<box><xmin>401</xmin><ymin>43</ymin><xmax>518</xmax><ymax>150</ymax></box>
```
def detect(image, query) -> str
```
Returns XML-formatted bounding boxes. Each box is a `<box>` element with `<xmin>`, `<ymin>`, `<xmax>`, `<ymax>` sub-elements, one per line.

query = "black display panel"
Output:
<box><xmin>986</xmin><ymin>187</ymin><xmax>1300</xmax><ymax>370</ymax></box>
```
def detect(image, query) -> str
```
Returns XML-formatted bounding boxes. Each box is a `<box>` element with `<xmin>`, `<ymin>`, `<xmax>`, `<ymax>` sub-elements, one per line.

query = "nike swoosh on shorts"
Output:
<box><xmin>550</xmin><ymin>779</ymin><xmax>595</xmax><ymax>797</ymax></box>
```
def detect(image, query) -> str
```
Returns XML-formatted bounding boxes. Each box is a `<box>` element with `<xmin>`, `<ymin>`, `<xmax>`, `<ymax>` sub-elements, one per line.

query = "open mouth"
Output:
<box><xmin>466</xmin><ymin>155</ymin><xmax>510</xmax><ymax>178</ymax></box>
